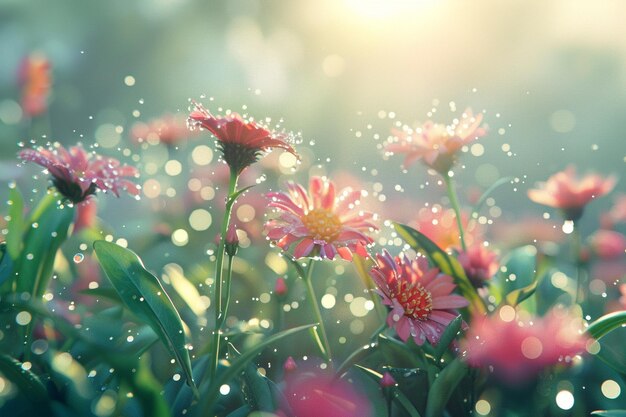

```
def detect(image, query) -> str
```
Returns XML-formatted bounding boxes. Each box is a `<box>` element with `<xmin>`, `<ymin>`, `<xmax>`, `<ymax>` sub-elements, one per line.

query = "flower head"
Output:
<box><xmin>188</xmin><ymin>102</ymin><xmax>298</xmax><ymax>174</ymax></box>
<box><xmin>588</xmin><ymin>230</ymin><xmax>626</xmax><ymax>260</ymax></box>
<box><xmin>265</xmin><ymin>176</ymin><xmax>377</xmax><ymax>260</ymax></box>
<box><xmin>528</xmin><ymin>166</ymin><xmax>616</xmax><ymax>221</ymax></box>
<box><xmin>386</xmin><ymin>108</ymin><xmax>487</xmax><ymax>173</ymax></box>
<box><xmin>458</xmin><ymin>244</ymin><xmax>499</xmax><ymax>287</ymax></box>
<box><xmin>19</xmin><ymin>143</ymin><xmax>139</xmax><ymax>204</ymax></box>
<box><xmin>18</xmin><ymin>53</ymin><xmax>51</xmax><ymax>117</ymax></box>
<box><xmin>463</xmin><ymin>307</ymin><xmax>588</xmax><ymax>383</ymax></box>
<box><xmin>131</xmin><ymin>113</ymin><xmax>197</xmax><ymax>146</ymax></box>
<box><xmin>369</xmin><ymin>250</ymin><xmax>469</xmax><ymax>346</ymax></box>
<box><xmin>411</xmin><ymin>205</ymin><xmax>480</xmax><ymax>251</ymax></box>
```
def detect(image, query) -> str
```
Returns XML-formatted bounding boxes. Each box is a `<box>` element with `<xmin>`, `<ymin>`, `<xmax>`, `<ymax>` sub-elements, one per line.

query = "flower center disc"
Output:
<box><xmin>302</xmin><ymin>208</ymin><xmax>342</xmax><ymax>243</ymax></box>
<box><xmin>393</xmin><ymin>281</ymin><xmax>433</xmax><ymax>320</ymax></box>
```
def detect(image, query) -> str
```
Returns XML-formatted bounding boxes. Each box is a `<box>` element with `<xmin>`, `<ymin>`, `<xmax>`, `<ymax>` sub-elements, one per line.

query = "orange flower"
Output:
<box><xmin>18</xmin><ymin>53</ymin><xmax>51</xmax><ymax>117</ymax></box>
<box><xmin>265</xmin><ymin>176</ymin><xmax>377</xmax><ymax>260</ymax></box>
<box><xmin>528</xmin><ymin>166</ymin><xmax>615</xmax><ymax>220</ymax></box>
<box><xmin>386</xmin><ymin>108</ymin><xmax>487</xmax><ymax>173</ymax></box>
<box><xmin>188</xmin><ymin>102</ymin><xmax>298</xmax><ymax>174</ymax></box>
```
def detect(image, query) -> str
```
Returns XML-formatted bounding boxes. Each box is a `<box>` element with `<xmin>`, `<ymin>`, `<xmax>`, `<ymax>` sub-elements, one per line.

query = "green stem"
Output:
<box><xmin>220</xmin><ymin>254</ymin><xmax>235</xmax><ymax>328</ymax></box>
<box><xmin>571</xmin><ymin>222</ymin><xmax>585</xmax><ymax>306</ymax></box>
<box><xmin>444</xmin><ymin>173</ymin><xmax>467</xmax><ymax>251</ymax></box>
<box><xmin>208</xmin><ymin>169</ymin><xmax>239</xmax><ymax>385</ymax></box>
<box><xmin>302</xmin><ymin>261</ymin><xmax>333</xmax><ymax>364</ymax></box>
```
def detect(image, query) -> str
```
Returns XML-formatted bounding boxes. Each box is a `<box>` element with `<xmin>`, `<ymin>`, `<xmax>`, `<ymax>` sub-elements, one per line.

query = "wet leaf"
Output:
<box><xmin>424</xmin><ymin>358</ymin><xmax>468</xmax><ymax>417</ymax></box>
<box><xmin>93</xmin><ymin>240</ymin><xmax>196</xmax><ymax>396</ymax></box>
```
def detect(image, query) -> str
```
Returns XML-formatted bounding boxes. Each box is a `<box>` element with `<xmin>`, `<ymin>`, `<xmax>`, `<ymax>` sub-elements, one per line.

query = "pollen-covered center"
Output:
<box><xmin>302</xmin><ymin>208</ymin><xmax>342</xmax><ymax>242</ymax></box>
<box><xmin>392</xmin><ymin>280</ymin><xmax>433</xmax><ymax>320</ymax></box>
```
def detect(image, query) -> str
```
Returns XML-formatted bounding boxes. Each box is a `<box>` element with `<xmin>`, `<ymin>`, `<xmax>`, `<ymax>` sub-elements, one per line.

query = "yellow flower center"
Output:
<box><xmin>302</xmin><ymin>208</ymin><xmax>342</xmax><ymax>243</ymax></box>
<box><xmin>392</xmin><ymin>281</ymin><xmax>433</xmax><ymax>320</ymax></box>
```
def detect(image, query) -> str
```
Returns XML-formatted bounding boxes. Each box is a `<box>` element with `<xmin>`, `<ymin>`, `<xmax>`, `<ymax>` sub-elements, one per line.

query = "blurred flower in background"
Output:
<box><xmin>17</xmin><ymin>52</ymin><xmax>51</xmax><ymax>118</ymax></box>
<box><xmin>131</xmin><ymin>113</ymin><xmax>197</xmax><ymax>146</ymax></box>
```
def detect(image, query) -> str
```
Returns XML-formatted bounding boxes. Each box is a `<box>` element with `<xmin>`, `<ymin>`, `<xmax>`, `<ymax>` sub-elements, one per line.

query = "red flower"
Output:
<box><xmin>464</xmin><ymin>307</ymin><xmax>588</xmax><ymax>383</ymax></box>
<box><xmin>188</xmin><ymin>102</ymin><xmax>298</xmax><ymax>174</ymax></box>
<box><xmin>265</xmin><ymin>176</ymin><xmax>377</xmax><ymax>260</ymax></box>
<box><xmin>18</xmin><ymin>53</ymin><xmax>51</xmax><ymax>117</ymax></box>
<box><xmin>369</xmin><ymin>250</ymin><xmax>468</xmax><ymax>346</ymax></box>
<box><xmin>386</xmin><ymin>108</ymin><xmax>487</xmax><ymax>173</ymax></box>
<box><xmin>458</xmin><ymin>244</ymin><xmax>499</xmax><ymax>287</ymax></box>
<box><xmin>528</xmin><ymin>166</ymin><xmax>616</xmax><ymax>221</ymax></box>
<box><xmin>19</xmin><ymin>143</ymin><xmax>139</xmax><ymax>204</ymax></box>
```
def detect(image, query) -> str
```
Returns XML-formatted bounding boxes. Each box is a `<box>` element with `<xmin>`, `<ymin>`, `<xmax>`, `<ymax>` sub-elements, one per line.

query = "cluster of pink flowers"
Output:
<box><xmin>464</xmin><ymin>307</ymin><xmax>589</xmax><ymax>382</ymax></box>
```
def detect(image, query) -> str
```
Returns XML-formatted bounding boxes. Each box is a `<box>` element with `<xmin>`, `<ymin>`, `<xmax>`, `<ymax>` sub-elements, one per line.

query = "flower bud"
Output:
<box><xmin>380</xmin><ymin>372</ymin><xmax>396</xmax><ymax>388</ymax></box>
<box><xmin>275</xmin><ymin>277</ymin><xmax>288</xmax><ymax>297</ymax></box>
<box><xmin>283</xmin><ymin>356</ymin><xmax>297</xmax><ymax>372</ymax></box>
<box><xmin>225</xmin><ymin>223</ymin><xmax>239</xmax><ymax>257</ymax></box>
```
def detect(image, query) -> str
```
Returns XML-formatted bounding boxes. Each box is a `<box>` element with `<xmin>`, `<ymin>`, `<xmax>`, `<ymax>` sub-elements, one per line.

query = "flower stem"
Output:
<box><xmin>444</xmin><ymin>173</ymin><xmax>467</xmax><ymax>251</ymax></box>
<box><xmin>571</xmin><ymin>222</ymin><xmax>586</xmax><ymax>306</ymax></box>
<box><xmin>208</xmin><ymin>168</ymin><xmax>239</xmax><ymax>385</ymax></box>
<box><xmin>302</xmin><ymin>261</ymin><xmax>333</xmax><ymax>364</ymax></box>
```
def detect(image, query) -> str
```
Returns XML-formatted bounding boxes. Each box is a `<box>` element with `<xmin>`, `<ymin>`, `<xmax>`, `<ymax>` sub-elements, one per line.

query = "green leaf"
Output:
<box><xmin>241</xmin><ymin>354</ymin><xmax>275</xmax><ymax>412</ymax></box>
<box><xmin>0</xmin><ymin>243</ymin><xmax>14</xmax><ymax>287</ymax></box>
<box><xmin>6</xmin><ymin>186</ymin><xmax>25</xmax><ymax>260</ymax></box>
<box><xmin>93</xmin><ymin>240</ymin><xmax>196</xmax><ymax>395</ymax></box>
<box><xmin>0</xmin><ymin>354</ymin><xmax>49</xmax><ymax>405</ymax></box>
<box><xmin>196</xmin><ymin>324</ymin><xmax>315</xmax><ymax>414</ymax></box>
<box><xmin>586</xmin><ymin>311</ymin><xmax>626</xmax><ymax>340</ymax></box>
<box><xmin>225</xmin><ymin>405</ymin><xmax>253</xmax><ymax>417</ymax></box>
<box><xmin>497</xmin><ymin>245</ymin><xmax>537</xmax><ymax>297</ymax></box>
<box><xmin>393</xmin><ymin>223</ymin><xmax>486</xmax><ymax>314</ymax></box>
<box><xmin>433</xmin><ymin>315</ymin><xmax>463</xmax><ymax>362</ymax></box>
<box><xmin>591</xmin><ymin>411</ymin><xmax>626</xmax><ymax>417</ymax></box>
<box><xmin>79</xmin><ymin>287</ymin><xmax>123</xmax><ymax>303</ymax></box>
<box><xmin>15</xmin><ymin>194</ymin><xmax>75</xmax><ymax>297</ymax></box>
<box><xmin>425</xmin><ymin>358</ymin><xmax>469</xmax><ymax>417</ymax></box>
<box><xmin>335</xmin><ymin>342</ymin><xmax>377</xmax><ymax>379</ymax></box>
<box><xmin>378</xmin><ymin>333</ymin><xmax>426</xmax><ymax>369</ymax></box>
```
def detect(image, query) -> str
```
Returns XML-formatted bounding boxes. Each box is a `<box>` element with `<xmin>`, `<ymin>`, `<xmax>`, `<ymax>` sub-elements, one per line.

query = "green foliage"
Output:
<box><xmin>93</xmin><ymin>240</ymin><xmax>197</xmax><ymax>395</ymax></box>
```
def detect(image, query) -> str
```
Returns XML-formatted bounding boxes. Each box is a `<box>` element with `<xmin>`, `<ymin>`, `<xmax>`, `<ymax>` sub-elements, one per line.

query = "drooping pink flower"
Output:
<box><xmin>528</xmin><ymin>166</ymin><xmax>616</xmax><ymax>221</ymax></box>
<box><xmin>458</xmin><ymin>244</ymin><xmax>499</xmax><ymax>287</ymax></box>
<box><xmin>464</xmin><ymin>307</ymin><xmax>588</xmax><ymax>383</ymax></box>
<box><xmin>589</xmin><ymin>230</ymin><xmax>626</xmax><ymax>260</ymax></box>
<box><xmin>18</xmin><ymin>53</ymin><xmax>51</xmax><ymax>117</ymax></box>
<box><xmin>369</xmin><ymin>250</ymin><xmax>469</xmax><ymax>346</ymax></box>
<box><xmin>188</xmin><ymin>101</ymin><xmax>298</xmax><ymax>174</ymax></box>
<box><xmin>279</xmin><ymin>362</ymin><xmax>372</xmax><ymax>417</ymax></box>
<box><xmin>265</xmin><ymin>176</ymin><xmax>377</xmax><ymax>261</ymax></box>
<box><xmin>131</xmin><ymin>113</ymin><xmax>197</xmax><ymax>146</ymax></box>
<box><xmin>385</xmin><ymin>108</ymin><xmax>487</xmax><ymax>173</ymax></box>
<box><xmin>19</xmin><ymin>143</ymin><xmax>140</xmax><ymax>204</ymax></box>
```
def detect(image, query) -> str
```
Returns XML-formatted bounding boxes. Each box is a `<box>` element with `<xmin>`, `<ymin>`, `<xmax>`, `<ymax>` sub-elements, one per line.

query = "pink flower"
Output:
<box><xmin>19</xmin><ymin>143</ymin><xmax>140</xmax><ymax>204</ymax></box>
<box><xmin>18</xmin><ymin>53</ymin><xmax>51</xmax><ymax>117</ymax></box>
<box><xmin>380</xmin><ymin>372</ymin><xmax>397</xmax><ymax>388</ymax></box>
<box><xmin>279</xmin><ymin>363</ymin><xmax>372</xmax><ymax>417</ymax></box>
<box><xmin>528</xmin><ymin>166</ymin><xmax>616</xmax><ymax>221</ymax></box>
<box><xmin>225</xmin><ymin>223</ymin><xmax>239</xmax><ymax>256</ymax></box>
<box><xmin>464</xmin><ymin>307</ymin><xmax>588</xmax><ymax>383</ymax></box>
<box><xmin>369</xmin><ymin>250</ymin><xmax>469</xmax><ymax>346</ymax></box>
<box><xmin>458</xmin><ymin>244</ymin><xmax>499</xmax><ymax>287</ymax></box>
<box><xmin>589</xmin><ymin>230</ymin><xmax>626</xmax><ymax>260</ymax></box>
<box><xmin>386</xmin><ymin>108</ymin><xmax>487</xmax><ymax>173</ymax></box>
<box><xmin>188</xmin><ymin>102</ymin><xmax>298</xmax><ymax>174</ymax></box>
<box><xmin>265</xmin><ymin>176</ymin><xmax>377</xmax><ymax>261</ymax></box>
<box><xmin>131</xmin><ymin>113</ymin><xmax>197</xmax><ymax>146</ymax></box>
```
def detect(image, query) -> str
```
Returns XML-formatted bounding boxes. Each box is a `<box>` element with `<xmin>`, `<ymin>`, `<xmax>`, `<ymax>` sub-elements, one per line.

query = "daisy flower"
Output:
<box><xmin>369</xmin><ymin>250</ymin><xmax>469</xmax><ymax>345</ymax></box>
<box><xmin>265</xmin><ymin>176</ymin><xmax>377</xmax><ymax>260</ymax></box>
